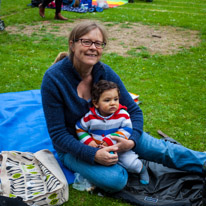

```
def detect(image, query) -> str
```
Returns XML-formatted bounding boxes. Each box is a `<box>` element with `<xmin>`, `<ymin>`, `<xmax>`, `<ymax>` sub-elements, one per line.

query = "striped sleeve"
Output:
<box><xmin>112</xmin><ymin>109</ymin><xmax>133</xmax><ymax>139</ymax></box>
<box><xmin>75</xmin><ymin>119</ymin><xmax>93</xmax><ymax>145</ymax></box>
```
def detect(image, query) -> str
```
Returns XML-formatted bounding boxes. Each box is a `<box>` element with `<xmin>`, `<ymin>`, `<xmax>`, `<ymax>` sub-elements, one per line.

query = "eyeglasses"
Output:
<box><xmin>76</xmin><ymin>39</ymin><xmax>106</xmax><ymax>49</ymax></box>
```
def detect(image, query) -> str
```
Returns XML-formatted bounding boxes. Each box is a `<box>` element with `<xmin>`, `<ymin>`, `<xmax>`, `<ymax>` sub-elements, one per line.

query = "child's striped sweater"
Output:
<box><xmin>76</xmin><ymin>104</ymin><xmax>133</xmax><ymax>146</ymax></box>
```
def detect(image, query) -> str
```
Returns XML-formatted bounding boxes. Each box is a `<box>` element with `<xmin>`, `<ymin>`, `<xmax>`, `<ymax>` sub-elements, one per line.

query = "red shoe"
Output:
<box><xmin>39</xmin><ymin>3</ymin><xmax>45</xmax><ymax>18</ymax></box>
<box><xmin>54</xmin><ymin>13</ymin><xmax>68</xmax><ymax>20</ymax></box>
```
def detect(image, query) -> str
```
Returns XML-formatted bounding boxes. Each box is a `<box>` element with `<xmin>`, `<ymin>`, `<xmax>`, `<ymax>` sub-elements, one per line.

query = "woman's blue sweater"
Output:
<box><xmin>41</xmin><ymin>57</ymin><xmax>143</xmax><ymax>164</ymax></box>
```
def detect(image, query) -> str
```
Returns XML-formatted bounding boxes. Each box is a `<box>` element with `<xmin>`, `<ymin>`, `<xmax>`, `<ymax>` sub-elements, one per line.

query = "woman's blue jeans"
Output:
<box><xmin>58</xmin><ymin>152</ymin><xmax>128</xmax><ymax>193</ymax></box>
<box><xmin>58</xmin><ymin>132</ymin><xmax>206</xmax><ymax>193</ymax></box>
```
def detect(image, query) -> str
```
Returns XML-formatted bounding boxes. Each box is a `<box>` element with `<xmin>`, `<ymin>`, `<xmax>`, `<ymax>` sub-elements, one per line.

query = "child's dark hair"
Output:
<box><xmin>91</xmin><ymin>80</ymin><xmax>120</xmax><ymax>103</ymax></box>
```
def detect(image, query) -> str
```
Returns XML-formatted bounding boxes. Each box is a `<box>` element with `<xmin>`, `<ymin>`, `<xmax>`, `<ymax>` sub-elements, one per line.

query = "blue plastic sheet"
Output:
<box><xmin>0</xmin><ymin>89</ymin><xmax>74</xmax><ymax>184</ymax></box>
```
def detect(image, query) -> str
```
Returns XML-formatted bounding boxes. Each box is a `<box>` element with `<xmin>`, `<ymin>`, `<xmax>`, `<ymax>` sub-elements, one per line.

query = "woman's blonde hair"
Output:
<box><xmin>53</xmin><ymin>52</ymin><xmax>69</xmax><ymax>64</ymax></box>
<box><xmin>54</xmin><ymin>21</ymin><xmax>108</xmax><ymax>64</ymax></box>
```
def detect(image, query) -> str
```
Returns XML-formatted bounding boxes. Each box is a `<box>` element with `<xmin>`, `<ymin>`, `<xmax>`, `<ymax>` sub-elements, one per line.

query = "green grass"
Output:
<box><xmin>1</xmin><ymin>0</ymin><xmax>206</xmax><ymax>205</ymax></box>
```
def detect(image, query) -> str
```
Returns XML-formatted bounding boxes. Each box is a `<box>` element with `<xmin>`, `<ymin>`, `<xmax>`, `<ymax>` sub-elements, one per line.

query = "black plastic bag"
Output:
<box><xmin>108</xmin><ymin>137</ymin><xmax>204</xmax><ymax>206</ymax></box>
<box><xmin>0</xmin><ymin>196</ymin><xmax>29</xmax><ymax>206</ymax></box>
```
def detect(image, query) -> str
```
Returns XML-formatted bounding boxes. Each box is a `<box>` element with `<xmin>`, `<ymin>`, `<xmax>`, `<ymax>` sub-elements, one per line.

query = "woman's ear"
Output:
<box><xmin>69</xmin><ymin>40</ymin><xmax>75</xmax><ymax>52</ymax></box>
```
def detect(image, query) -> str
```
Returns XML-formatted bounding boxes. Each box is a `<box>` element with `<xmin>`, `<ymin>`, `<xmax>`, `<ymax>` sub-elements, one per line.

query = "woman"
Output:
<box><xmin>41</xmin><ymin>21</ymin><xmax>206</xmax><ymax>193</ymax></box>
<box><xmin>39</xmin><ymin>0</ymin><xmax>68</xmax><ymax>20</ymax></box>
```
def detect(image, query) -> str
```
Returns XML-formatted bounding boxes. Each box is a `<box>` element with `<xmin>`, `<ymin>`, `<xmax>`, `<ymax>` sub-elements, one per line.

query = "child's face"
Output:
<box><xmin>93</xmin><ymin>88</ymin><xmax>119</xmax><ymax>117</ymax></box>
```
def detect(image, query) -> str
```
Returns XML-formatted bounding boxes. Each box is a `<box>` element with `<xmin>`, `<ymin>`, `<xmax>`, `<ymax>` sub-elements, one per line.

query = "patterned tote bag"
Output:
<box><xmin>0</xmin><ymin>149</ymin><xmax>68</xmax><ymax>206</ymax></box>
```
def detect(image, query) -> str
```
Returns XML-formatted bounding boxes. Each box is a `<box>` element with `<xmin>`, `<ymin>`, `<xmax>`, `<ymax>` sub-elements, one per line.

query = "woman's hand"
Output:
<box><xmin>110</xmin><ymin>136</ymin><xmax>135</xmax><ymax>153</ymax></box>
<box><xmin>94</xmin><ymin>146</ymin><xmax>118</xmax><ymax>166</ymax></box>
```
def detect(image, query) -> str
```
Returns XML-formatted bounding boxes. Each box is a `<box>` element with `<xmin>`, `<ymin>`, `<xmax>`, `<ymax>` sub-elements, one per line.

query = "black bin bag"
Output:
<box><xmin>110</xmin><ymin>138</ymin><xmax>204</xmax><ymax>206</ymax></box>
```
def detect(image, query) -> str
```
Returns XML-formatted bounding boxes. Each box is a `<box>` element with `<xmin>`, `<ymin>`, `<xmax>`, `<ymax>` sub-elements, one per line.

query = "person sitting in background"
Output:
<box><xmin>76</xmin><ymin>80</ymin><xmax>149</xmax><ymax>185</ymax></box>
<box><xmin>39</xmin><ymin>0</ymin><xmax>68</xmax><ymax>20</ymax></box>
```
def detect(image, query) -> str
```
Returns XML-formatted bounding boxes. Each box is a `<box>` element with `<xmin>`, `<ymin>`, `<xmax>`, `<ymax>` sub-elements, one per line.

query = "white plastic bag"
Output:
<box><xmin>72</xmin><ymin>173</ymin><xmax>95</xmax><ymax>192</ymax></box>
<box><xmin>96</xmin><ymin>0</ymin><xmax>109</xmax><ymax>9</ymax></box>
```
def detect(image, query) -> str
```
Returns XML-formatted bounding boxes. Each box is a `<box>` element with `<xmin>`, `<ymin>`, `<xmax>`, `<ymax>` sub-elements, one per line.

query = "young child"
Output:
<box><xmin>76</xmin><ymin>80</ymin><xmax>149</xmax><ymax>185</ymax></box>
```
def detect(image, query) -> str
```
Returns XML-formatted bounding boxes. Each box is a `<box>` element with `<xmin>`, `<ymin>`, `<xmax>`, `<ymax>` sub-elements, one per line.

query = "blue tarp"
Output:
<box><xmin>0</xmin><ymin>89</ymin><xmax>74</xmax><ymax>184</ymax></box>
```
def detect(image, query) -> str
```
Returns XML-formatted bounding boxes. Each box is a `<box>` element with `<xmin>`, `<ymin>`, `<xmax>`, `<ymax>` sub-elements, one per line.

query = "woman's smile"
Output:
<box><xmin>72</xmin><ymin>28</ymin><xmax>104</xmax><ymax>72</ymax></box>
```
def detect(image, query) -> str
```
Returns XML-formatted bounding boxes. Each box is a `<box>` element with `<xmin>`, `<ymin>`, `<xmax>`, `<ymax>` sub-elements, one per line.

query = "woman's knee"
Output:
<box><xmin>97</xmin><ymin>165</ymin><xmax>128</xmax><ymax>193</ymax></box>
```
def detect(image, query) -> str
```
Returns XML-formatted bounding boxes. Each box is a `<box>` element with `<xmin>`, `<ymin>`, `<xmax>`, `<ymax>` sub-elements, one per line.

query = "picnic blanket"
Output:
<box><xmin>0</xmin><ymin>89</ymin><xmax>75</xmax><ymax>184</ymax></box>
<box><xmin>92</xmin><ymin>0</ymin><xmax>127</xmax><ymax>8</ymax></box>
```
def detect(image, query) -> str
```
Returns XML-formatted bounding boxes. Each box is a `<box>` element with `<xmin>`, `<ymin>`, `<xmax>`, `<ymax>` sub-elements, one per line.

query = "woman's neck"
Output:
<box><xmin>79</xmin><ymin>68</ymin><xmax>92</xmax><ymax>79</ymax></box>
<box><xmin>76</xmin><ymin>74</ymin><xmax>93</xmax><ymax>100</ymax></box>
<box><xmin>73</xmin><ymin>61</ymin><xmax>93</xmax><ymax>79</ymax></box>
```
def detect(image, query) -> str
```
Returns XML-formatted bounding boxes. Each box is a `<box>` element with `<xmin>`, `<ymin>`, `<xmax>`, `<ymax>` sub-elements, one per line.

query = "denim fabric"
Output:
<box><xmin>134</xmin><ymin>132</ymin><xmax>206</xmax><ymax>174</ymax></box>
<box><xmin>58</xmin><ymin>131</ymin><xmax>206</xmax><ymax>192</ymax></box>
<box><xmin>57</xmin><ymin>152</ymin><xmax>128</xmax><ymax>193</ymax></box>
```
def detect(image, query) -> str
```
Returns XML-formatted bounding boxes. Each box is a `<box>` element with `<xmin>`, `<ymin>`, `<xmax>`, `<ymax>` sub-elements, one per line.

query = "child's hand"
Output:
<box><xmin>88</xmin><ymin>140</ymin><xmax>98</xmax><ymax>148</ymax></box>
<box><xmin>98</xmin><ymin>141</ymin><xmax>108</xmax><ymax>148</ymax></box>
<box><xmin>101</xmin><ymin>141</ymin><xmax>108</xmax><ymax>147</ymax></box>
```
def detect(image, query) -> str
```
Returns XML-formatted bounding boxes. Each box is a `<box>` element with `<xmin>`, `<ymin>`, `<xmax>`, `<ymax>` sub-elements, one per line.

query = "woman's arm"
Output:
<box><xmin>41</xmin><ymin>71</ymin><xmax>99</xmax><ymax>164</ymax></box>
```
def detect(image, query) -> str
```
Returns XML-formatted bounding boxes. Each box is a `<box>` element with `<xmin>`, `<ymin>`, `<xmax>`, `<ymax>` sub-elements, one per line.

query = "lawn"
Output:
<box><xmin>0</xmin><ymin>0</ymin><xmax>206</xmax><ymax>205</ymax></box>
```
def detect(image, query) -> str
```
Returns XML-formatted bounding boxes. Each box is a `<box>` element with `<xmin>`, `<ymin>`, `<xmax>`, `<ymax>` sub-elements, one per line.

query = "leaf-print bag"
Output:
<box><xmin>0</xmin><ymin>149</ymin><xmax>68</xmax><ymax>206</ymax></box>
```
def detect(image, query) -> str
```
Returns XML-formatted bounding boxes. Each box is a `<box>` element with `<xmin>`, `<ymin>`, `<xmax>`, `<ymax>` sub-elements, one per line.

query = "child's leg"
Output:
<box><xmin>118</xmin><ymin>150</ymin><xmax>149</xmax><ymax>185</ymax></box>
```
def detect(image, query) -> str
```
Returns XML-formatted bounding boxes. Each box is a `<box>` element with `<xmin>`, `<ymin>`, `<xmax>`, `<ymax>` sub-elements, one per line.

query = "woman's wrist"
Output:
<box><xmin>128</xmin><ymin>139</ymin><xmax>135</xmax><ymax>150</ymax></box>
